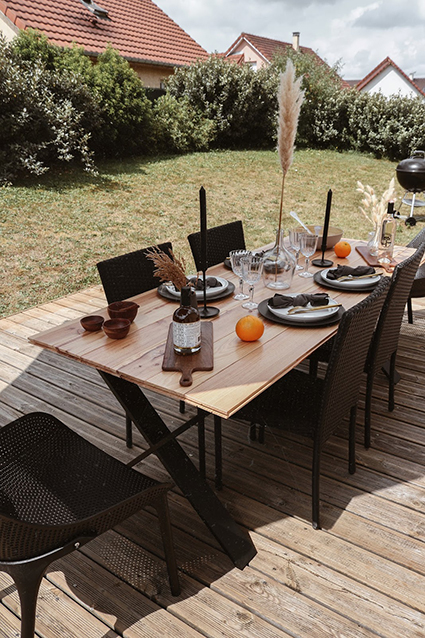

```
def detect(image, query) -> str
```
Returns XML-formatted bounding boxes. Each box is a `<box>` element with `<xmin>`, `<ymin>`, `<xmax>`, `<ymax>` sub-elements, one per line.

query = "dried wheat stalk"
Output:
<box><xmin>277</xmin><ymin>59</ymin><xmax>304</xmax><ymax>234</ymax></box>
<box><xmin>146</xmin><ymin>247</ymin><xmax>187</xmax><ymax>290</ymax></box>
<box><xmin>356</xmin><ymin>178</ymin><xmax>396</xmax><ymax>226</ymax></box>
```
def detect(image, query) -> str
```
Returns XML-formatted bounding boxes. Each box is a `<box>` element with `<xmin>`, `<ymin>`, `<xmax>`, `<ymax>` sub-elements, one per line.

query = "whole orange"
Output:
<box><xmin>334</xmin><ymin>240</ymin><xmax>351</xmax><ymax>258</ymax></box>
<box><xmin>235</xmin><ymin>315</ymin><xmax>264</xmax><ymax>342</ymax></box>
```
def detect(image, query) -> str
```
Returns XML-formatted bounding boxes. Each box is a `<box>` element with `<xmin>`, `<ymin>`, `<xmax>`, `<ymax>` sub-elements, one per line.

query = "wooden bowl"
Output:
<box><xmin>80</xmin><ymin>315</ymin><xmax>104</xmax><ymax>332</ymax></box>
<box><xmin>107</xmin><ymin>301</ymin><xmax>139</xmax><ymax>323</ymax></box>
<box><xmin>103</xmin><ymin>318</ymin><xmax>131</xmax><ymax>339</ymax></box>
<box><xmin>306</xmin><ymin>226</ymin><xmax>343</xmax><ymax>249</ymax></box>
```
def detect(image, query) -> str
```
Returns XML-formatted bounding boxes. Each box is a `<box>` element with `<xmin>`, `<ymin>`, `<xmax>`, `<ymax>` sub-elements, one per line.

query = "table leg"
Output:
<box><xmin>99</xmin><ymin>371</ymin><xmax>256</xmax><ymax>569</ymax></box>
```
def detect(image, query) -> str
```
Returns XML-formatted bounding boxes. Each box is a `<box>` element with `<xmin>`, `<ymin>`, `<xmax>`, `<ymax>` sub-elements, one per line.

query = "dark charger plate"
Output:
<box><xmin>158</xmin><ymin>281</ymin><xmax>235</xmax><ymax>303</ymax></box>
<box><xmin>313</xmin><ymin>269</ymin><xmax>379</xmax><ymax>292</ymax></box>
<box><xmin>258</xmin><ymin>299</ymin><xmax>344</xmax><ymax>327</ymax></box>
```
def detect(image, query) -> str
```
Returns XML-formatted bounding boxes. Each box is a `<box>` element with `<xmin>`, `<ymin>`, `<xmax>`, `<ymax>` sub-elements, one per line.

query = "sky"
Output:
<box><xmin>157</xmin><ymin>0</ymin><xmax>425</xmax><ymax>80</ymax></box>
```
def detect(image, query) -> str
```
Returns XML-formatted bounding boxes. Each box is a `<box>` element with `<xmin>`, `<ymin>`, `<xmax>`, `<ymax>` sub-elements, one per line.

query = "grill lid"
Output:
<box><xmin>396</xmin><ymin>150</ymin><xmax>425</xmax><ymax>192</ymax></box>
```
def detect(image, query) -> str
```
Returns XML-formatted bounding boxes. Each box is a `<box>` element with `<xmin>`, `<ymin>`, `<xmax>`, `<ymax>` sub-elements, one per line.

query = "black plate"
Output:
<box><xmin>313</xmin><ymin>270</ymin><xmax>378</xmax><ymax>292</ymax></box>
<box><xmin>158</xmin><ymin>281</ymin><xmax>235</xmax><ymax>303</ymax></box>
<box><xmin>258</xmin><ymin>299</ymin><xmax>344</xmax><ymax>327</ymax></box>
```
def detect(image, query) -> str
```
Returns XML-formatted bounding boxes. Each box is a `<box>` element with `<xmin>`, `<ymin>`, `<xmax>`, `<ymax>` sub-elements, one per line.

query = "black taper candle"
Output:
<box><xmin>200</xmin><ymin>186</ymin><xmax>207</xmax><ymax>272</ymax></box>
<box><xmin>312</xmin><ymin>188</ymin><xmax>334</xmax><ymax>268</ymax></box>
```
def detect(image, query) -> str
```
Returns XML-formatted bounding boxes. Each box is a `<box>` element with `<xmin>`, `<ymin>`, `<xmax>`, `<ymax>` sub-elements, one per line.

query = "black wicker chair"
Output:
<box><xmin>0</xmin><ymin>412</ymin><xmax>180</xmax><ymax>638</ymax></box>
<box><xmin>406</xmin><ymin>228</ymin><xmax>425</xmax><ymax>323</ymax></box>
<box><xmin>233</xmin><ymin>277</ymin><xmax>390</xmax><ymax>529</ymax></box>
<box><xmin>97</xmin><ymin>243</ymin><xmax>185</xmax><ymax>449</ymax></box>
<box><xmin>187</xmin><ymin>220</ymin><xmax>246</xmax><ymax>271</ymax></box>
<box><xmin>309</xmin><ymin>242</ymin><xmax>425</xmax><ymax>448</ymax></box>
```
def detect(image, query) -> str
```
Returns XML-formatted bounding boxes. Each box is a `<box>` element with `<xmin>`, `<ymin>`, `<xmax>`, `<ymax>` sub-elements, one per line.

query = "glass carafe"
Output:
<box><xmin>263</xmin><ymin>228</ymin><xmax>296</xmax><ymax>290</ymax></box>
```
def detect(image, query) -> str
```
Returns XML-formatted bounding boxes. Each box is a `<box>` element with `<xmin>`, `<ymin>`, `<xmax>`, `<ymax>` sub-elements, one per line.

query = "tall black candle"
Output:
<box><xmin>321</xmin><ymin>189</ymin><xmax>332</xmax><ymax>253</ymax></box>
<box><xmin>200</xmin><ymin>186</ymin><xmax>207</xmax><ymax>272</ymax></box>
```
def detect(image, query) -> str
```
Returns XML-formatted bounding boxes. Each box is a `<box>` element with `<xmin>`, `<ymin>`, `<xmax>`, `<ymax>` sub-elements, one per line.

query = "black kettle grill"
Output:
<box><xmin>396</xmin><ymin>150</ymin><xmax>425</xmax><ymax>226</ymax></box>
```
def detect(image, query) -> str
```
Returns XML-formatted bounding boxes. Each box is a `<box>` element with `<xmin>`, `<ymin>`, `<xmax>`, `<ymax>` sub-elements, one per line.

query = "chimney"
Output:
<box><xmin>292</xmin><ymin>32</ymin><xmax>300</xmax><ymax>51</ymax></box>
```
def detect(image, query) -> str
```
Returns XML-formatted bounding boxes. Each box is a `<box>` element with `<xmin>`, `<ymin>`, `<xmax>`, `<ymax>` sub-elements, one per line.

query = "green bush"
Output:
<box><xmin>153</xmin><ymin>93</ymin><xmax>215</xmax><ymax>152</ymax></box>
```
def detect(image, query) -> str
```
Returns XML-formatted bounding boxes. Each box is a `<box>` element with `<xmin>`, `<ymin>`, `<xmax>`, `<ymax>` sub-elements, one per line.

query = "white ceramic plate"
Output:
<box><xmin>165</xmin><ymin>276</ymin><xmax>229</xmax><ymax>299</ymax></box>
<box><xmin>267</xmin><ymin>294</ymin><xmax>340</xmax><ymax>323</ymax></box>
<box><xmin>320</xmin><ymin>268</ymin><xmax>381</xmax><ymax>289</ymax></box>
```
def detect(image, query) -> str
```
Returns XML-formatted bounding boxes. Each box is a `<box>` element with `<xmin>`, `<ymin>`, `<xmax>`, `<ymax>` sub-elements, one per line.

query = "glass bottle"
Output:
<box><xmin>377</xmin><ymin>201</ymin><xmax>397</xmax><ymax>264</ymax></box>
<box><xmin>263</xmin><ymin>228</ymin><xmax>296</xmax><ymax>290</ymax></box>
<box><xmin>173</xmin><ymin>286</ymin><xmax>201</xmax><ymax>354</ymax></box>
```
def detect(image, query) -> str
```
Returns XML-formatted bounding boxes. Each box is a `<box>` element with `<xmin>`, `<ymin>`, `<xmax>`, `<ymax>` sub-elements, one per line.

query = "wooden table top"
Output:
<box><xmin>29</xmin><ymin>240</ymin><xmax>413</xmax><ymax>419</ymax></box>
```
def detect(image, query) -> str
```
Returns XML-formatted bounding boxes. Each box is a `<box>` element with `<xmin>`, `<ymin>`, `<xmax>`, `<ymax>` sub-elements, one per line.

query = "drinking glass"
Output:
<box><xmin>241</xmin><ymin>254</ymin><xmax>264</xmax><ymax>310</ymax></box>
<box><xmin>229</xmin><ymin>249</ymin><xmax>251</xmax><ymax>300</ymax></box>
<box><xmin>288</xmin><ymin>228</ymin><xmax>304</xmax><ymax>271</ymax></box>
<box><xmin>298</xmin><ymin>233</ymin><xmax>318</xmax><ymax>278</ymax></box>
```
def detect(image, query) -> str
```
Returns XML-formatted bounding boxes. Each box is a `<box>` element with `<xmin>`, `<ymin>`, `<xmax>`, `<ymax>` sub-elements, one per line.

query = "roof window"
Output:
<box><xmin>79</xmin><ymin>0</ymin><xmax>110</xmax><ymax>20</ymax></box>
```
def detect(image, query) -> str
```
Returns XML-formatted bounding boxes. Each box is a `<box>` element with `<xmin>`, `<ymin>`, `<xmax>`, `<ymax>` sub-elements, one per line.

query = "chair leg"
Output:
<box><xmin>349</xmin><ymin>405</ymin><xmax>357</xmax><ymax>475</ymax></box>
<box><xmin>364</xmin><ymin>371</ymin><xmax>373</xmax><ymax>450</ymax></box>
<box><xmin>407</xmin><ymin>297</ymin><xmax>414</xmax><ymax>324</ymax></box>
<box><xmin>312</xmin><ymin>443</ymin><xmax>321</xmax><ymax>530</ymax></box>
<box><xmin>309</xmin><ymin>357</ymin><xmax>318</xmax><ymax>379</ymax></box>
<box><xmin>179</xmin><ymin>400</ymin><xmax>186</xmax><ymax>414</ymax></box>
<box><xmin>249</xmin><ymin>423</ymin><xmax>257</xmax><ymax>441</ymax></box>
<box><xmin>126</xmin><ymin>414</ymin><xmax>133</xmax><ymax>448</ymax></box>
<box><xmin>258</xmin><ymin>423</ymin><xmax>266</xmax><ymax>445</ymax></box>
<box><xmin>214</xmin><ymin>415</ymin><xmax>223</xmax><ymax>491</ymax></box>
<box><xmin>388</xmin><ymin>351</ymin><xmax>397</xmax><ymax>412</ymax></box>
<box><xmin>155</xmin><ymin>492</ymin><xmax>181</xmax><ymax>596</ymax></box>
<box><xmin>197</xmin><ymin>409</ymin><xmax>206</xmax><ymax>479</ymax></box>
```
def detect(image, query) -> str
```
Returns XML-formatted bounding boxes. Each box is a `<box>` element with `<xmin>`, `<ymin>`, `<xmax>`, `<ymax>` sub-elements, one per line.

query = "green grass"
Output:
<box><xmin>0</xmin><ymin>149</ymin><xmax>417</xmax><ymax>318</ymax></box>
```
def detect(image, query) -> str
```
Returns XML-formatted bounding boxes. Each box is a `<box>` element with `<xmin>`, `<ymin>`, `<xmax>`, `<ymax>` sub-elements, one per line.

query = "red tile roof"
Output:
<box><xmin>356</xmin><ymin>57</ymin><xmax>425</xmax><ymax>98</ymax></box>
<box><xmin>0</xmin><ymin>0</ymin><xmax>208</xmax><ymax>66</ymax></box>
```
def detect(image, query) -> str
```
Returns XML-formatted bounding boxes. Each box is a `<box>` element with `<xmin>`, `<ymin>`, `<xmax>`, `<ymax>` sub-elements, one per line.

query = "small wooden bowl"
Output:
<box><xmin>80</xmin><ymin>315</ymin><xmax>104</xmax><ymax>332</ymax></box>
<box><xmin>103</xmin><ymin>318</ymin><xmax>131</xmax><ymax>339</ymax></box>
<box><xmin>107</xmin><ymin>301</ymin><xmax>139</xmax><ymax>323</ymax></box>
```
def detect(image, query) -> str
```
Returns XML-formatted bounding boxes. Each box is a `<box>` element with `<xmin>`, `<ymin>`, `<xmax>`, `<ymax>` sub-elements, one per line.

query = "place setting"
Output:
<box><xmin>314</xmin><ymin>264</ymin><xmax>382</xmax><ymax>292</ymax></box>
<box><xmin>258</xmin><ymin>291</ymin><xmax>344</xmax><ymax>327</ymax></box>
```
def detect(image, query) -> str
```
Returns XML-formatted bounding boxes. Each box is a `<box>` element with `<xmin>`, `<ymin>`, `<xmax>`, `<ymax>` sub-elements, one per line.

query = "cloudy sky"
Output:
<box><xmin>157</xmin><ymin>0</ymin><xmax>425</xmax><ymax>80</ymax></box>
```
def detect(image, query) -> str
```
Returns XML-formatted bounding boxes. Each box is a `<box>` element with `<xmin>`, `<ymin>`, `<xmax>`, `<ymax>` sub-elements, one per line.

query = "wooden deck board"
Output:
<box><xmin>1</xmin><ymin>288</ymin><xmax>425</xmax><ymax>637</ymax></box>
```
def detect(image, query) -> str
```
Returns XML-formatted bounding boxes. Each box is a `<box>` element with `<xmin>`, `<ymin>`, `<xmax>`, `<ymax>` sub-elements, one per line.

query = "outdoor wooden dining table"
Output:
<box><xmin>29</xmin><ymin>239</ymin><xmax>413</xmax><ymax>570</ymax></box>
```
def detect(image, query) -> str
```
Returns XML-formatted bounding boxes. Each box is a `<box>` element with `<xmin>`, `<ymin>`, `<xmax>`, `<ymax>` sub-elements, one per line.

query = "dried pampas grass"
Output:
<box><xmin>277</xmin><ymin>59</ymin><xmax>304</xmax><ymax>233</ymax></box>
<box><xmin>146</xmin><ymin>247</ymin><xmax>187</xmax><ymax>290</ymax></box>
<box><xmin>356</xmin><ymin>178</ymin><xmax>396</xmax><ymax>226</ymax></box>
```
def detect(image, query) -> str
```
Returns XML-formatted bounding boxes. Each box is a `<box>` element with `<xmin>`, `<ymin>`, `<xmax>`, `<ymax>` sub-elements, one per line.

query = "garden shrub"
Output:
<box><xmin>153</xmin><ymin>93</ymin><xmax>215</xmax><ymax>153</ymax></box>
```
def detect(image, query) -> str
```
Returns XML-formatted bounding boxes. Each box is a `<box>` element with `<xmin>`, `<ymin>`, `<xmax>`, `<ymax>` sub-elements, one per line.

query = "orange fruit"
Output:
<box><xmin>334</xmin><ymin>240</ymin><xmax>351</xmax><ymax>258</ymax></box>
<box><xmin>235</xmin><ymin>315</ymin><xmax>264</xmax><ymax>342</ymax></box>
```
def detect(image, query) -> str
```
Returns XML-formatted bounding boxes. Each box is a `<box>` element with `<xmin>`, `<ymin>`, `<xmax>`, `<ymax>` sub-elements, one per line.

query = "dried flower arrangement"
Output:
<box><xmin>356</xmin><ymin>178</ymin><xmax>397</xmax><ymax>227</ymax></box>
<box><xmin>276</xmin><ymin>59</ymin><xmax>305</xmax><ymax>234</ymax></box>
<box><xmin>146</xmin><ymin>247</ymin><xmax>187</xmax><ymax>291</ymax></box>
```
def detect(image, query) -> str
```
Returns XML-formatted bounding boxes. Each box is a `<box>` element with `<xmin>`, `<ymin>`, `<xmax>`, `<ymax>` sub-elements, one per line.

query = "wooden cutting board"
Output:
<box><xmin>162</xmin><ymin>322</ymin><xmax>213</xmax><ymax>386</ymax></box>
<box><xmin>355</xmin><ymin>245</ymin><xmax>397</xmax><ymax>272</ymax></box>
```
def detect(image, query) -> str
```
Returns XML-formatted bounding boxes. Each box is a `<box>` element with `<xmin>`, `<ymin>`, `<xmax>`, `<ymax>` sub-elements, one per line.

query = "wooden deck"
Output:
<box><xmin>1</xmin><ymin>286</ymin><xmax>425</xmax><ymax>638</ymax></box>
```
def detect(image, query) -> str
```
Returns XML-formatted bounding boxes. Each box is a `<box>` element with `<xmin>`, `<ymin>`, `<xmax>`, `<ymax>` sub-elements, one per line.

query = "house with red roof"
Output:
<box><xmin>0</xmin><ymin>0</ymin><xmax>209</xmax><ymax>87</ymax></box>
<box><xmin>351</xmin><ymin>57</ymin><xmax>425</xmax><ymax>100</ymax></box>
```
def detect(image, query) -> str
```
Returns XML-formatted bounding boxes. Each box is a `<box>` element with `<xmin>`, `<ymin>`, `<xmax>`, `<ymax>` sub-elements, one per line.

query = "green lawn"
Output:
<box><xmin>0</xmin><ymin>149</ymin><xmax>417</xmax><ymax>318</ymax></box>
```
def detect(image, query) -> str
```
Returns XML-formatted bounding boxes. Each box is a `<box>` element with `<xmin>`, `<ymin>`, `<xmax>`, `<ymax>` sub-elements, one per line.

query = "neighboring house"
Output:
<box><xmin>350</xmin><ymin>57</ymin><xmax>425</xmax><ymax>100</ymax></box>
<box><xmin>0</xmin><ymin>0</ymin><xmax>209</xmax><ymax>87</ymax></box>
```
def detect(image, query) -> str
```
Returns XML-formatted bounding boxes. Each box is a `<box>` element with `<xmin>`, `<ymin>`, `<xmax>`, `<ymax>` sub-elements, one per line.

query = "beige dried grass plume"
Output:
<box><xmin>356</xmin><ymin>178</ymin><xmax>396</xmax><ymax>226</ymax></box>
<box><xmin>146</xmin><ymin>247</ymin><xmax>187</xmax><ymax>291</ymax></box>
<box><xmin>277</xmin><ymin>59</ymin><xmax>304</xmax><ymax>233</ymax></box>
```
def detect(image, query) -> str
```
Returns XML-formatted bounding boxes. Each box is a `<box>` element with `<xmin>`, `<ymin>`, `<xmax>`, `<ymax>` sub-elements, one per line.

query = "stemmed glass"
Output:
<box><xmin>241</xmin><ymin>254</ymin><xmax>264</xmax><ymax>310</ymax></box>
<box><xmin>298</xmin><ymin>233</ymin><xmax>318</xmax><ymax>278</ymax></box>
<box><xmin>288</xmin><ymin>228</ymin><xmax>304</xmax><ymax>271</ymax></box>
<box><xmin>229</xmin><ymin>249</ymin><xmax>251</xmax><ymax>300</ymax></box>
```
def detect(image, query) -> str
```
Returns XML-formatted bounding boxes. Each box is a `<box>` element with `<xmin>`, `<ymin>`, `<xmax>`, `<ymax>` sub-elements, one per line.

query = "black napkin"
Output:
<box><xmin>269</xmin><ymin>293</ymin><xmax>329</xmax><ymax>309</ymax></box>
<box><xmin>188</xmin><ymin>276</ymin><xmax>222</xmax><ymax>290</ymax></box>
<box><xmin>326</xmin><ymin>265</ymin><xmax>375</xmax><ymax>280</ymax></box>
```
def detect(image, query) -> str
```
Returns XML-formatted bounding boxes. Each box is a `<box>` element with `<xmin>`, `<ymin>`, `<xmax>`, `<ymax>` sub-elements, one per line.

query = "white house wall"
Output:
<box><xmin>0</xmin><ymin>12</ymin><xmax>19</xmax><ymax>41</ymax></box>
<box><xmin>361</xmin><ymin>66</ymin><xmax>422</xmax><ymax>99</ymax></box>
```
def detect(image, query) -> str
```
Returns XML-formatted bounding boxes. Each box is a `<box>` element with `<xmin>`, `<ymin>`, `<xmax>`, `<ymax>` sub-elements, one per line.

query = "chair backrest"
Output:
<box><xmin>188</xmin><ymin>221</ymin><xmax>245</xmax><ymax>271</ymax></box>
<box><xmin>318</xmin><ymin>277</ymin><xmax>391</xmax><ymax>446</ymax></box>
<box><xmin>368</xmin><ymin>241</ymin><xmax>425</xmax><ymax>371</ymax></box>
<box><xmin>407</xmin><ymin>228</ymin><xmax>425</xmax><ymax>248</ymax></box>
<box><xmin>97</xmin><ymin>242</ymin><xmax>173</xmax><ymax>303</ymax></box>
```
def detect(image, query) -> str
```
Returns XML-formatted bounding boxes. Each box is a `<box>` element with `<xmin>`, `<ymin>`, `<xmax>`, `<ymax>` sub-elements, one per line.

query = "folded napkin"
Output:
<box><xmin>326</xmin><ymin>265</ymin><xmax>375</xmax><ymax>280</ymax></box>
<box><xmin>269</xmin><ymin>293</ymin><xmax>329</xmax><ymax>309</ymax></box>
<box><xmin>188</xmin><ymin>276</ymin><xmax>222</xmax><ymax>290</ymax></box>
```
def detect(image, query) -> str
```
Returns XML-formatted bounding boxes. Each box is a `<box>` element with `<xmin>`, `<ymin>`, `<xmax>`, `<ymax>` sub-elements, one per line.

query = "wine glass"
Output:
<box><xmin>298</xmin><ymin>233</ymin><xmax>318</xmax><ymax>278</ymax></box>
<box><xmin>241</xmin><ymin>254</ymin><xmax>264</xmax><ymax>310</ymax></box>
<box><xmin>229</xmin><ymin>249</ymin><xmax>251</xmax><ymax>300</ymax></box>
<box><xmin>288</xmin><ymin>228</ymin><xmax>304</xmax><ymax>271</ymax></box>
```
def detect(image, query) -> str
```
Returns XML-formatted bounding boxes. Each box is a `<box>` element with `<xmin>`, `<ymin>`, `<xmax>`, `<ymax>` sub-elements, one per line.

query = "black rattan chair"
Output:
<box><xmin>406</xmin><ymin>228</ymin><xmax>425</xmax><ymax>323</ymax></box>
<box><xmin>0</xmin><ymin>412</ymin><xmax>180</xmax><ymax>638</ymax></box>
<box><xmin>309</xmin><ymin>242</ymin><xmax>425</xmax><ymax>448</ymax></box>
<box><xmin>97</xmin><ymin>243</ymin><xmax>185</xmax><ymax>449</ymax></box>
<box><xmin>233</xmin><ymin>277</ymin><xmax>390</xmax><ymax>529</ymax></box>
<box><xmin>187</xmin><ymin>220</ymin><xmax>246</xmax><ymax>271</ymax></box>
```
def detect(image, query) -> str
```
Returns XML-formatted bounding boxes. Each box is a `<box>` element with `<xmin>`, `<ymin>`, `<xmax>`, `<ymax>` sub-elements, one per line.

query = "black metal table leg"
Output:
<box><xmin>99</xmin><ymin>371</ymin><xmax>256</xmax><ymax>569</ymax></box>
